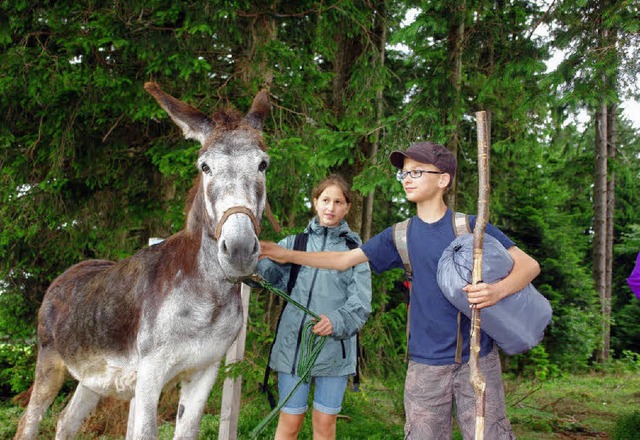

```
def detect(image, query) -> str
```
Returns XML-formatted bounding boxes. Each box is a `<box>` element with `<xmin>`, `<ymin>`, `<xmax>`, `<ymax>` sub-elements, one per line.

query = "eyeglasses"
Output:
<box><xmin>396</xmin><ymin>170</ymin><xmax>445</xmax><ymax>181</ymax></box>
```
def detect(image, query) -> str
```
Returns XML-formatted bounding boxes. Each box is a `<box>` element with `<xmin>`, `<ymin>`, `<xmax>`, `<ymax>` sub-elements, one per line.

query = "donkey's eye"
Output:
<box><xmin>201</xmin><ymin>163</ymin><xmax>211</xmax><ymax>174</ymax></box>
<box><xmin>258</xmin><ymin>160</ymin><xmax>268</xmax><ymax>172</ymax></box>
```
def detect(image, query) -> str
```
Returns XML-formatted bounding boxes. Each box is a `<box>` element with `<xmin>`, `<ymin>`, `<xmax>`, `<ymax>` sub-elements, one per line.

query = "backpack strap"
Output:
<box><xmin>392</xmin><ymin>219</ymin><xmax>412</xmax><ymax>281</ymax></box>
<box><xmin>452</xmin><ymin>212</ymin><xmax>471</xmax><ymax>363</ymax></box>
<box><xmin>353</xmin><ymin>332</ymin><xmax>362</xmax><ymax>392</ymax></box>
<box><xmin>262</xmin><ymin>232</ymin><xmax>308</xmax><ymax>408</ymax></box>
<box><xmin>340</xmin><ymin>232</ymin><xmax>363</xmax><ymax>392</ymax></box>
<box><xmin>453</xmin><ymin>211</ymin><xmax>471</xmax><ymax>237</ymax></box>
<box><xmin>392</xmin><ymin>219</ymin><xmax>412</xmax><ymax>362</ymax></box>
<box><xmin>287</xmin><ymin>232</ymin><xmax>309</xmax><ymax>293</ymax></box>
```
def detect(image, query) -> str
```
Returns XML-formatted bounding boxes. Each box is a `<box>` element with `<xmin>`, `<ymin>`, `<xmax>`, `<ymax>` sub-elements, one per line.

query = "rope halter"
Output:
<box><xmin>213</xmin><ymin>206</ymin><xmax>262</xmax><ymax>240</ymax></box>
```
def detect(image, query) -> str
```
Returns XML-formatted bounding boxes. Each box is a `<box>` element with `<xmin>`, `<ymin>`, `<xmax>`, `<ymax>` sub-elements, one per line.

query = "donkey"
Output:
<box><xmin>14</xmin><ymin>82</ymin><xmax>271</xmax><ymax>440</ymax></box>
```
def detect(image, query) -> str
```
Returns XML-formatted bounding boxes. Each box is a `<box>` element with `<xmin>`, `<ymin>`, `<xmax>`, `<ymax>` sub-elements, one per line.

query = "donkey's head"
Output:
<box><xmin>145</xmin><ymin>83</ymin><xmax>270</xmax><ymax>280</ymax></box>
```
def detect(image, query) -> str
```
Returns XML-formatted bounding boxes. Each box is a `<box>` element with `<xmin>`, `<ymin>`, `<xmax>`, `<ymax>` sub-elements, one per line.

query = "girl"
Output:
<box><xmin>257</xmin><ymin>175</ymin><xmax>372</xmax><ymax>440</ymax></box>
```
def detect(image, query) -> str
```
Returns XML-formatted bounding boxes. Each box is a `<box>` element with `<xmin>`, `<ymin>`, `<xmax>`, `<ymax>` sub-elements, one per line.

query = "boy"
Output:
<box><xmin>260</xmin><ymin>141</ymin><xmax>540</xmax><ymax>439</ymax></box>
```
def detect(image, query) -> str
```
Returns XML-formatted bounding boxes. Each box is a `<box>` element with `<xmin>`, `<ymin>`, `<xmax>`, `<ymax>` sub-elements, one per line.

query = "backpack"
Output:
<box><xmin>392</xmin><ymin>212</ymin><xmax>470</xmax><ymax>363</ymax></box>
<box><xmin>261</xmin><ymin>231</ymin><xmax>362</xmax><ymax>409</ymax></box>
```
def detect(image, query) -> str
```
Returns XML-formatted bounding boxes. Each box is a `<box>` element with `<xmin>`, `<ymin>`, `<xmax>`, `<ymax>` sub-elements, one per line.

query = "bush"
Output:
<box><xmin>521</xmin><ymin>344</ymin><xmax>561</xmax><ymax>380</ymax></box>
<box><xmin>0</xmin><ymin>290</ymin><xmax>38</xmax><ymax>396</ymax></box>
<box><xmin>611</xmin><ymin>410</ymin><xmax>640</xmax><ymax>440</ymax></box>
<box><xmin>0</xmin><ymin>342</ymin><xmax>36</xmax><ymax>397</ymax></box>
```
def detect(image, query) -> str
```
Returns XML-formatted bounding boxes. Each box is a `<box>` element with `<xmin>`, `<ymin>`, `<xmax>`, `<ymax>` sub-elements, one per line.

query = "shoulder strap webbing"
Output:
<box><xmin>453</xmin><ymin>211</ymin><xmax>471</xmax><ymax>237</ymax></box>
<box><xmin>392</xmin><ymin>219</ymin><xmax>412</xmax><ymax>281</ymax></box>
<box><xmin>452</xmin><ymin>212</ymin><xmax>470</xmax><ymax>364</ymax></box>
<box><xmin>262</xmin><ymin>232</ymin><xmax>309</xmax><ymax>408</ymax></box>
<box><xmin>340</xmin><ymin>231</ymin><xmax>362</xmax><ymax>391</ymax></box>
<box><xmin>340</xmin><ymin>232</ymin><xmax>360</xmax><ymax>251</ymax></box>
<box><xmin>286</xmin><ymin>232</ymin><xmax>309</xmax><ymax>293</ymax></box>
<box><xmin>392</xmin><ymin>219</ymin><xmax>412</xmax><ymax>362</ymax></box>
<box><xmin>392</xmin><ymin>213</ymin><xmax>468</xmax><ymax>277</ymax></box>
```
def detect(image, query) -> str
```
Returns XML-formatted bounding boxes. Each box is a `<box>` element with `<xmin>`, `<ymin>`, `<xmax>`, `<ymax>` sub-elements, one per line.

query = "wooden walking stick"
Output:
<box><xmin>470</xmin><ymin>110</ymin><xmax>490</xmax><ymax>440</ymax></box>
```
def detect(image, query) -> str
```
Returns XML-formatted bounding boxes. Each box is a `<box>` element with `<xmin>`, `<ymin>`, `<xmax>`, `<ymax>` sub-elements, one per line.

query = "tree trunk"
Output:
<box><xmin>594</xmin><ymin>18</ymin><xmax>618</xmax><ymax>363</ymax></box>
<box><xmin>604</xmin><ymin>103</ymin><xmax>616</xmax><ymax>359</ymax></box>
<box><xmin>593</xmin><ymin>102</ymin><xmax>609</xmax><ymax>363</ymax></box>
<box><xmin>331</xmin><ymin>15</ymin><xmax>365</xmax><ymax>235</ymax></box>
<box><xmin>362</xmin><ymin>0</ymin><xmax>387</xmax><ymax>241</ymax></box>
<box><xmin>445</xmin><ymin>1</ymin><xmax>466</xmax><ymax>210</ymax></box>
<box><xmin>238</xmin><ymin>6</ymin><xmax>277</xmax><ymax>90</ymax></box>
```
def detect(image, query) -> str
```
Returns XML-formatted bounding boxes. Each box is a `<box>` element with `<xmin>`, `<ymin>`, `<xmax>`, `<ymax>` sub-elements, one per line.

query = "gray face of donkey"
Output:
<box><xmin>145</xmin><ymin>83</ymin><xmax>271</xmax><ymax>280</ymax></box>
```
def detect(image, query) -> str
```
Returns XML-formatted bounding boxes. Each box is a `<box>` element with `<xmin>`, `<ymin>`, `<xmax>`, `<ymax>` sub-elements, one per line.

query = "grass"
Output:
<box><xmin>2</xmin><ymin>370</ymin><xmax>639</xmax><ymax>439</ymax></box>
<box><xmin>505</xmin><ymin>371</ymin><xmax>640</xmax><ymax>439</ymax></box>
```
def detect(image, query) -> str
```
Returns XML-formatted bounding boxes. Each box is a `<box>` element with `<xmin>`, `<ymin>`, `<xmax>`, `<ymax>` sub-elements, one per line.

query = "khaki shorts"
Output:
<box><xmin>404</xmin><ymin>346</ymin><xmax>515</xmax><ymax>440</ymax></box>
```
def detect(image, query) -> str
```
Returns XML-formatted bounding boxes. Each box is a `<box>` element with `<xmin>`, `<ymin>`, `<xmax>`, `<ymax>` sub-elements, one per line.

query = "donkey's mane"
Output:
<box><xmin>185</xmin><ymin>173</ymin><xmax>202</xmax><ymax>218</ymax></box>
<box><xmin>211</xmin><ymin>109</ymin><xmax>242</xmax><ymax>129</ymax></box>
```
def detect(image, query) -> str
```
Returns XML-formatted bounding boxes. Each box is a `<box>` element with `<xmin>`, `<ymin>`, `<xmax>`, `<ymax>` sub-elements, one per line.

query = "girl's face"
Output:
<box><xmin>313</xmin><ymin>184</ymin><xmax>351</xmax><ymax>227</ymax></box>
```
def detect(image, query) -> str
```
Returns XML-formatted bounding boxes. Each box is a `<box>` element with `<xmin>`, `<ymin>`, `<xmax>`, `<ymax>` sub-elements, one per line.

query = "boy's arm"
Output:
<box><xmin>464</xmin><ymin>246</ymin><xmax>540</xmax><ymax>310</ymax></box>
<box><xmin>259</xmin><ymin>240</ymin><xmax>368</xmax><ymax>271</ymax></box>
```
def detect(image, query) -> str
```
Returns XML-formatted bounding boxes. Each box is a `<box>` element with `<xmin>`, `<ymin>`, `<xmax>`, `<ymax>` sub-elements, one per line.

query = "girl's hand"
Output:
<box><xmin>312</xmin><ymin>315</ymin><xmax>333</xmax><ymax>336</ymax></box>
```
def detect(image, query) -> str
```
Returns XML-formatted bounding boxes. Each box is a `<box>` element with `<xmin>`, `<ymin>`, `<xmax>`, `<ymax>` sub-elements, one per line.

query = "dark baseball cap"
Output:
<box><xmin>389</xmin><ymin>141</ymin><xmax>457</xmax><ymax>179</ymax></box>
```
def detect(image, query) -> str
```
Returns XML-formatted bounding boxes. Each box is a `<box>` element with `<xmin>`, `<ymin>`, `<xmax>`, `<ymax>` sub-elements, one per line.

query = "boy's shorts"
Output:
<box><xmin>404</xmin><ymin>346</ymin><xmax>515</xmax><ymax>439</ymax></box>
<box><xmin>277</xmin><ymin>372</ymin><xmax>349</xmax><ymax>415</ymax></box>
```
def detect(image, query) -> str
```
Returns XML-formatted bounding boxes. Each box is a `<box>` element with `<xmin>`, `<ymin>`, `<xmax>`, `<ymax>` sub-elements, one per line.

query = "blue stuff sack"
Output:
<box><xmin>437</xmin><ymin>234</ymin><xmax>552</xmax><ymax>355</ymax></box>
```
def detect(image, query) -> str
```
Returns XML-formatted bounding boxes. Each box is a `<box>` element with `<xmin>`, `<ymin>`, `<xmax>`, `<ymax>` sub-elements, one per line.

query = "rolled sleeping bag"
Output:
<box><xmin>437</xmin><ymin>234</ymin><xmax>552</xmax><ymax>355</ymax></box>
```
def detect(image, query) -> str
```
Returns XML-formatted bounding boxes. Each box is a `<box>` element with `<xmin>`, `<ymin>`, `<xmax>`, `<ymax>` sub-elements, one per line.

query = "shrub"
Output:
<box><xmin>611</xmin><ymin>410</ymin><xmax>640</xmax><ymax>440</ymax></box>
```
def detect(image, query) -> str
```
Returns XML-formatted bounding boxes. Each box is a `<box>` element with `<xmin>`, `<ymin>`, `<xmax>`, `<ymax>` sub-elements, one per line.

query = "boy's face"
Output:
<box><xmin>399</xmin><ymin>157</ymin><xmax>451</xmax><ymax>203</ymax></box>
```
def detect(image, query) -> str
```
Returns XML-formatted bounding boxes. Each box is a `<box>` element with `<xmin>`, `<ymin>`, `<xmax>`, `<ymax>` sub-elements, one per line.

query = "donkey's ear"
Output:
<box><xmin>145</xmin><ymin>82</ymin><xmax>213</xmax><ymax>145</ymax></box>
<box><xmin>242</xmin><ymin>90</ymin><xmax>271</xmax><ymax>131</ymax></box>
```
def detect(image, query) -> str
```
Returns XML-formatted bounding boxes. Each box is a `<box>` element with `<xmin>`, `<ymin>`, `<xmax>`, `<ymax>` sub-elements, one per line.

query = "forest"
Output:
<box><xmin>1</xmin><ymin>0</ymin><xmax>640</xmax><ymax>437</ymax></box>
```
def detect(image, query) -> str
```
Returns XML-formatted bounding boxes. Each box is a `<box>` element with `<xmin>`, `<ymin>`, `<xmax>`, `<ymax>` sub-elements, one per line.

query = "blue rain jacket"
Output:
<box><xmin>257</xmin><ymin>218</ymin><xmax>372</xmax><ymax>376</ymax></box>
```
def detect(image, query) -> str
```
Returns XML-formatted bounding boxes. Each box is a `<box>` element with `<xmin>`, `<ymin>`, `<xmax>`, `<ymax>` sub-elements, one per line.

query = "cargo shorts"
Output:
<box><xmin>404</xmin><ymin>346</ymin><xmax>515</xmax><ymax>440</ymax></box>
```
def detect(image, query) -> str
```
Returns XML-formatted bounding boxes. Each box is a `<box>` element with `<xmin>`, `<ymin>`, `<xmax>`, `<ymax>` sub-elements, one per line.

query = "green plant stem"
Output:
<box><xmin>245</xmin><ymin>274</ymin><xmax>326</xmax><ymax>438</ymax></box>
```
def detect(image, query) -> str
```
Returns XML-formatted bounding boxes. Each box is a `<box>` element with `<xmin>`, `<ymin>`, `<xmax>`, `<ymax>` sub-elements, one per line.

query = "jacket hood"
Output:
<box><xmin>305</xmin><ymin>217</ymin><xmax>361</xmax><ymax>245</ymax></box>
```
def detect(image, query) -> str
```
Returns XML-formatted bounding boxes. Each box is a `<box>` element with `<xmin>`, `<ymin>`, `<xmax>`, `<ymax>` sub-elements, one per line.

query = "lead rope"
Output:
<box><xmin>244</xmin><ymin>274</ymin><xmax>327</xmax><ymax>439</ymax></box>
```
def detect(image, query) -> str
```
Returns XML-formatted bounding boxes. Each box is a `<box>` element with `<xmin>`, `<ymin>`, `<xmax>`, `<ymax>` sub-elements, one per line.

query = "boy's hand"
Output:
<box><xmin>259</xmin><ymin>241</ymin><xmax>289</xmax><ymax>263</ymax></box>
<box><xmin>463</xmin><ymin>282</ymin><xmax>505</xmax><ymax>309</ymax></box>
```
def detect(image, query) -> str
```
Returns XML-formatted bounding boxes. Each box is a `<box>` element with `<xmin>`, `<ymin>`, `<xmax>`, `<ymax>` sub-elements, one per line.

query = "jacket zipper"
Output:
<box><xmin>291</xmin><ymin>227</ymin><xmax>328</xmax><ymax>374</ymax></box>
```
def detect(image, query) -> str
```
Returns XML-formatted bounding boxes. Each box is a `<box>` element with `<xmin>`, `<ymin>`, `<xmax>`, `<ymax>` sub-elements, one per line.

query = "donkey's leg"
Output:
<box><xmin>173</xmin><ymin>363</ymin><xmax>221</xmax><ymax>439</ymax></box>
<box><xmin>14</xmin><ymin>349</ymin><xmax>66</xmax><ymax>440</ymax></box>
<box><xmin>55</xmin><ymin>383</ymin><xmax>101</xmax><ymax>439</ymax></box>
<box><xmin>131</xmin><ymin>360</ymin><xmax>166</xmax><ymax>440</ymax></box>
<box><xmin>126</xmin><ymin>397</ymin><xmax>136</xmax><ymax>440</ymax></box>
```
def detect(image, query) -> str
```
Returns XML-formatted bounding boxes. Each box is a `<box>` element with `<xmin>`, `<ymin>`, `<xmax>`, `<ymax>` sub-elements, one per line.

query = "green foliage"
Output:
<box><xmin>0</xmin><ymin>289</ymin><xmax>36</xmax><ymax>395</ymax></box>
<box><xmin>359</xmin><ymin>270</ymin><xmax>409</xmax><ymax>376</ymax></box>
<box><xmin>616</xmin><ymin>225</ymin><xmax>640</xmax><ymax>254</ymax></box>
<box><xmin>612</xmin><ymin>410</ymin><xmax>640</xmax><ymax>440</ymax></box>
<box><xmin>548</xmin><ymin>306</ymin><xmax>601</xmax><ymax>370</ymax></box>
<box><xmin>0</xmin><ymin>405</ymin><xmax>24</xmax><ymax>440</ymax></box>
<box><xmin>613</xmin><ymin>302</ymin><xmax>640</xmax><ymax>355</ymax></box>
<box><xmin>520</xmin><ymin>345</ymin><xmax>560</xmax><ymax>381</ymax></box>
<box><xmin>0</xmin><ymin>338</ymin><xmax>35</xmax><ymax>395</ymax></box>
